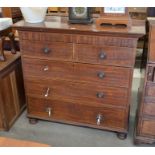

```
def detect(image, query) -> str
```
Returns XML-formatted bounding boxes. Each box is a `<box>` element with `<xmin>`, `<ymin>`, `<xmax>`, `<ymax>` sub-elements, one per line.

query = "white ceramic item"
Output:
<box><xmin>20</xmin><ymin>7</ymin><xmax>47</xmax><ymax>23</ymax></box>
<box><xmin>0</xmin><ymin>18</ymin><xmax>13</xmax><ymax>31</ymax></box>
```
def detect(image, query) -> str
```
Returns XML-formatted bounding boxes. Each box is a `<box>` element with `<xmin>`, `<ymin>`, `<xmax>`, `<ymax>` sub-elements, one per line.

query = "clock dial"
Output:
<box><xmin>72</xmin><ymin>7</ymin><xmax>87</xmax><ymax>18</ymax></box>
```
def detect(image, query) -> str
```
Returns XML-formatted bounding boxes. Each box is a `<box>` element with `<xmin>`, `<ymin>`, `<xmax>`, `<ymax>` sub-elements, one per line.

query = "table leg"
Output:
<box><xmin>0</xmin><ymin>37</ymin><xmax>6</xmax><ymax>61</ymax></box>
<box><xmin>8</xmin><ymin>32</ymin><xmax>16</xmax><ymax>54</ymax></box>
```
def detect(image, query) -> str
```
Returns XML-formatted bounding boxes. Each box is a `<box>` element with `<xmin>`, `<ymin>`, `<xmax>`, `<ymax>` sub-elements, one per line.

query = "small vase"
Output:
<box><xmin>20</xmin><ymin>7</ymin><xmax>48</xmax><ymax>23</ymax></box>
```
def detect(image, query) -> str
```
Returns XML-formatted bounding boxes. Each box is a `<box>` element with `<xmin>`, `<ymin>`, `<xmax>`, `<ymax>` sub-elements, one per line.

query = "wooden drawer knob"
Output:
<box><xmin>96</xmin><ymin>92</ymin><xmax>104</xmax><ymax>98</ymax></box>
<box><xmin>43</xmin><ymin>47</ymin><xmax>50</xmax><ymax>54</ymax></box>
<box><xmin>97</xmin><ymin>72</ymin><xmax>105</xmax><ymax>79</ymax></box>
<box><xmin>99</xmin><ymin>52</ymin><xmax>106</xmax><ymax>60</ymax></box>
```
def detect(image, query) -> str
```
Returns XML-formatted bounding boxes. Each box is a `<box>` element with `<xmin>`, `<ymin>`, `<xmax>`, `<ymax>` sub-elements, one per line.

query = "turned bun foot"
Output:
<box><xmin>29</xmin><ymin>118</ymin><xmax>38</xmax><ymax>124</ymax></box>
<box><xmin>117</xmin><ymin>132</ymin><xmax>127</xmax><ymax>140</ymax></box>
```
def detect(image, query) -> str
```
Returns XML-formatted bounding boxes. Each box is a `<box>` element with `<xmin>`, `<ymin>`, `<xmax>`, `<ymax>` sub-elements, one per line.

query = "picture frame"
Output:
<box><xmin>101</xmin><ymin>7</ymin><xmax>128</xmax><ymax>17</ymax></box>
<box><xmin>68</xmin><ymin>7</ymin><xmax>93</xmax><ymax>24</ymax></box>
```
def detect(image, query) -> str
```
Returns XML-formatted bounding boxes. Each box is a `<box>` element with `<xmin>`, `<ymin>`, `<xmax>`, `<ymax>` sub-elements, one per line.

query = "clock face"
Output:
<box><xmin>72</xmin><ymin>7</ymin><xmax>87</xmax><ymax>18</ymax></box>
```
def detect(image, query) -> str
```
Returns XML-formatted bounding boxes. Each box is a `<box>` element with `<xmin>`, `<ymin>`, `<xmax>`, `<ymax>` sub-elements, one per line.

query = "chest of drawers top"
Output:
<box><xmin>13</xmin><ymin>17</ymin><xmax>145</xmax><ymax>39</ymax></box>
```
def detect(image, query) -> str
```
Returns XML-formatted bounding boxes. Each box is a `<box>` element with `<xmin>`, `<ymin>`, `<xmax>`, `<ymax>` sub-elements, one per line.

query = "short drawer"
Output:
<box><xmin>20</xmin><ymin>41</ymin><xmax>73</xmax><ymax>61</ymax></box>
<box><xmin>22</xmin><ymin>57</ymin><xmax>132</xmax><ymax>88</ymax></box>
<box><xmin>25</xmin><ymin>78</ymin><xmax>129</xmax><ymax>107</ymax></box>
<box><xmin>27</xmin><ymin>97</ymin><xmax>126</xmax><ymax>131</ymax></box>
<box><xmin>19</xmin><ymin>31</ymin><xmax>73</xmax><ymax>43</ymax></box>
<box><xmin>75</xmin><ymin>44</ymin><xmax>135</xmax><ymax>67</ymax></box>
<box><xmin>75</xmin><ymin>35</ymin><xmax>137</xmax><ymax>48</ymax></box>
<box><xmin>140</xmin><ymin>119</ymin><xmax>155</xmax><ymax>137</ymax></box>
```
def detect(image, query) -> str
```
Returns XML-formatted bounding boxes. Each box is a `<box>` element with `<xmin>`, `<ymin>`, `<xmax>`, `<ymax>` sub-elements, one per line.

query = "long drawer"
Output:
<box><xmin>140</xmin><ymin>118</ymin><xmax>155</xmax><ymax>138</ymax></box>
<box><xmin>22</xmin><ymin>57</ymin><xmax>132</xmax><ymax>88</ymax></box>
<box><xmin>20</xmin><ymin>41</ymin><xmax>73</xmax><ymax>61</ymax></box>
<box><xmin>27</xmin><ymin>97</ymin><xmax>127</xmax><ymax>131</ymax></box>
<box><xmin>25</xmin><ymin>78</ymin><xmax>128</xmax><ymax>107</ymax></box>
<box><xmin>74</xmin><ymin>44</ymin><xmax>136</xmax><ymax>67</ymax></box>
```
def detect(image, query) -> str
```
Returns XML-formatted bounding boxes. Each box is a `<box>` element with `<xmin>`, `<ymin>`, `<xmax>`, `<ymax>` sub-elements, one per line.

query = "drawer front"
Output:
<box><xmin>140</xmin><ymin>119</ymin><xmax>155</xmax><ymax>137</ymax></box>
<box><xmin>25</xmin><ymin>79</ymin><xmax>128</xmax><ymax>107</ymax></box>
<box><xmin>22</xmin><ymin>58</ymin><xmax>74</xmax><ymax>81</ymax></box>
<box><xmin>19</xmin><ymin>31</ymin><xmax>73</xmax><ymax>43</ymax></box>
<box><xmin>22</xmin><ymin>57</ymin><xmax>131</xmax><ymax>88</ymax></box>
<box><xmin>75</xmin><ymin>35</ymin><xmax>137</xmax><ymax>48</ymax></box>
<box><xmin>143</xmin><ymin>98</ymin><xmax>155</xmax><ymax>116</ymax></box>
<box><xmin>75</xmin><ymin>44</ymin><xmax>135</xmax><ymax>67</ymax></box>
<box><xmin>145</xmin><ymin>83</ymin><xmax>155</xmax><ymax>97</ymax></box>
<box><xmin>74</xmin><ymin>63</ymin><xmax>131</xmax><ymax>88</ymax></box>
<box><xmin>21</xmin><ymin>41</ymin><xmax>73</xmax><ymax>61</ymax></box>
<box><xmin>27</xmin><ymin>97</ymin><xmax>126</xmax><ymax>130</ymax></box>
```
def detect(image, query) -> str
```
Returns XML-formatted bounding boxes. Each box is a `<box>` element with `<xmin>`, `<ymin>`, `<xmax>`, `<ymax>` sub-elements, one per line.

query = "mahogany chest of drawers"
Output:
<box><xmin>13</xmin><ymin>17</ymin><xmax>144</xmax><ymax>139</ymax></box>
<box><xmin>135</xmin><ymin>19</ymin><xmax>155</xmax><ymax>144</ymax></box>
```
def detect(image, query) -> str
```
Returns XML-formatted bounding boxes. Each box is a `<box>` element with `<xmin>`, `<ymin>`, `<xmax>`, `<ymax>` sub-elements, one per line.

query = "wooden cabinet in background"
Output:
<box><xmin>0</xmin><ymin>52</ymin><xmax>25</xmax><ymax>131</ymax></box>
<box><xmin>13</xmin><ymin>17</ymin><xmax>144</xmax><ymax>139</ymax></box>
<box><xmin>1</xmin><ymin>7</ymin><xmax>22</xmax><ymax>23</ymax></box>
<box><xmin>135</xmin><ymin>19</ymin><xmax>155</xmax><ymax>144</ymax></box>
<box><xmin>129</xmin><ymin>7</ymin><xmax>147</xmax><ymax>20</ymax></box>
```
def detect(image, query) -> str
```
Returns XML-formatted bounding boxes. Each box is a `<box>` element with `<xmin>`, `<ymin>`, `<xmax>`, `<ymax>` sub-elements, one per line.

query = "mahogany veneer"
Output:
<box><xmin>13</xmin><ymin>17</ymin><xmax>144</xmax><ymax>139</ymax></box>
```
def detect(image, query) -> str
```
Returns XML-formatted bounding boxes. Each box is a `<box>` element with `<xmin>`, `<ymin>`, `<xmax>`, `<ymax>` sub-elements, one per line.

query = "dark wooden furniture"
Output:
<box><xmin>1</xmin><ymin>7</ymin><xmax>22</xmax><ymax>23</ymax></box>
<box><xmin>13</xmin><ymin>16</ymin><xmax>144</xmax><ymax>139</ymax></box>
<box><xmin>129</xmin><ymin>7</ymin><xmax>147</xmax><ymax>20</ymax></box>
<box><xmin>0</xmin><ymin>27</ymin><xmax>17</xmax><ymax>61</ymax></box>
<box><xmin>0</xmin><ymin>51</ymin><xmax>25</xmax><ymax>131</ymax></box>
<box><xmin>135</xmin><ymin>18</ymin><xmax>155</xmax><ymax>144</ymax></box>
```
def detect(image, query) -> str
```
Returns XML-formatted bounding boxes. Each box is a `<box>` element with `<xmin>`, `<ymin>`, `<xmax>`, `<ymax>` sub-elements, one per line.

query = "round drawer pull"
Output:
<box><xmin>97</xmin><ymin>72</ymin><xmax>105</xmax><ymax>79</ymax></box>
<box><xmin>43</xmin><ymin>47</ymin><xmax>50</xmax><ymax>54</ymax></box>
<box><xmin>43</xmin><ymin>66</ymin><xmax>49</xmax><ymax>71</ymax></box>
<box><xmin>99</xmin><ymin>52</ymin><xmax>106</xmax><ymax>60</ymax></box>
<box><xmin>96</xmin><ymin>92</ymin><xmax>104</xmax><ymax>98</ymax></box>
<box><xmin>96</xmin><ymin>114</ymin><xmax>104</xmax><ymax>125</ymax></box>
